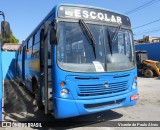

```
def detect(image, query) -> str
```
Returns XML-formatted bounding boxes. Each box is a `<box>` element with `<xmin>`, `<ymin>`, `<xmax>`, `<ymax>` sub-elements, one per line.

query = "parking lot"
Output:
<box><xmin>2</xmin><ymin>77</ymin><xmax>160</xmax><ymax>129</ymax></box>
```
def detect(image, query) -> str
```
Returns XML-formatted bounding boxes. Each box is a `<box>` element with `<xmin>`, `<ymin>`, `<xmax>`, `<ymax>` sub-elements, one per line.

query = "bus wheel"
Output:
<box><xmin>34</xmin><ymin>82</ymin><xmax>43</xmax><ymax>109</ymax></box>
<box><xmin>144</xmin><ymin>69</ymin><xmax>153</xmax><ymax>78</ymax></box>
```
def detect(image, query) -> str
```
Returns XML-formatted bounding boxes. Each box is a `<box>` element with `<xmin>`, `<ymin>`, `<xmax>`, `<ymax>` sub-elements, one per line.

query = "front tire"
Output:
<box><xmin>144</xmin><ymin>69</ymin><xmax>153</xmax><ymax>78</ymax></box>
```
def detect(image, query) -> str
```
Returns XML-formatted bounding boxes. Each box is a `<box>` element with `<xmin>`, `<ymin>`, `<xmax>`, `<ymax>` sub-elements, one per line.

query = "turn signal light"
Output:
<box><xmin>134</xmin><ymin>77</ymin><xmax>137</xmax><ymax>80</ymax></box>
<box><xmin>60</xmin><ymin>81</ymin><xmax>65</xmax><ymax>87</ymax></box>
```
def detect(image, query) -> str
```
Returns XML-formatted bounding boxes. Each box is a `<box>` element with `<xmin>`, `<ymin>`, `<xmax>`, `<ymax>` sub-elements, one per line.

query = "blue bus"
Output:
<box><xmin>16</xmin><ymin>4</ymin><xmax>139</xmax><ymax>119</ymax></box>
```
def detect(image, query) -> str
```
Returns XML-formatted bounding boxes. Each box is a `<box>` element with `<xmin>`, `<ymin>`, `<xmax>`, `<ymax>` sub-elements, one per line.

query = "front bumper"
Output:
<box><xmin>54</xmin><ymin>90</ymin><xmax>138</xmax><ymax>119</ymax></box>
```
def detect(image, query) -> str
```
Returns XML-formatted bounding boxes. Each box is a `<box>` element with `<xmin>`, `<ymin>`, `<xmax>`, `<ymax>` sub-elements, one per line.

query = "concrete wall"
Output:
<box><xmin>2</xmin><ymin>52</ymin><xmax>16</xmax><ymax>80</ymax></box>
<box><xmin>135</xmin><ymin>42</ymin><xmax>160</xmax><ymax>61</ymax></box>
<box><xmin>0</xmin><ymin>44</ymin><xmax>2</xmax><ymax>121</ymax></box>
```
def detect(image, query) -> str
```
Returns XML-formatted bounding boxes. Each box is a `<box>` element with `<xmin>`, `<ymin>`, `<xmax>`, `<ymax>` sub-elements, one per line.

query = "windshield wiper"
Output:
<box><xmin>107</xmin><ymin>23</ymin><xmax>122</xmax><ymax>55</ymax></box>
<box><xmin>112</xmin><ymin>23</ymin><xmax>122</xmax><ymax>43</ymax></box>
<box><xmin>107</xmin><ymin>29</ymin><xmax>113</xmax><ymax>55</ymax></box>
<box><xmin>79</xmin><ymin>19</ymin><xmax>96</xmax><ymax>59</ymax></box>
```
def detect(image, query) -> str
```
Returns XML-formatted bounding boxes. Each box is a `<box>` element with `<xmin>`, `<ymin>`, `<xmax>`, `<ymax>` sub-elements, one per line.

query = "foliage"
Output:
<box><xmin>0</xmin><ymin>31</ymin><xmax>19</xmax><ymax>44</ymax></box>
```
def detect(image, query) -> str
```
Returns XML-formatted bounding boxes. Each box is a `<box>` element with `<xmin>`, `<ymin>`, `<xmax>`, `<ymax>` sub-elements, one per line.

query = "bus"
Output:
<box><xmin>16</xmin><ymin>4</ymin><xmax>139</xmax><ymax>119</ymax></box>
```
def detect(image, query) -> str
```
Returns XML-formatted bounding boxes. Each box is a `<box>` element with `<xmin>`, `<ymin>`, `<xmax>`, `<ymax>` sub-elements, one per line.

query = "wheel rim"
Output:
<box><xmin>144</xmin><ymin>69</ymin><xmax>153</xmax><ymax>77</ymax></box>
<box><xmin>145</xmin><ymin>71</ymin><xmax>150</xmax><ymax>77</ymax></box>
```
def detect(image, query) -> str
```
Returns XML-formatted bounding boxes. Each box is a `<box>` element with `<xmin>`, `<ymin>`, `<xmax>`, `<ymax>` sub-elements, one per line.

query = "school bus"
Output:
<box><xmin>16</xmin><ymin>4</ymin><xmax>139</xmax><ymax>119</ymax></box>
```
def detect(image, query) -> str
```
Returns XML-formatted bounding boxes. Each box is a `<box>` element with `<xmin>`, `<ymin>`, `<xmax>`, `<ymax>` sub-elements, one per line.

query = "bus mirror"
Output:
<box><xmin>56</xmin><ymin>27</ymin><xmax>60</xmax><ymax>44</ymax></box>
<box><xmin>50</xmin><ymin>27</ymin><xmax>59</xmax><ymax>45</ymax></box>
<box><xmin>1</xmin><ymin>21</ymin><xmax>10</xmax><ymax>39</ymax></box>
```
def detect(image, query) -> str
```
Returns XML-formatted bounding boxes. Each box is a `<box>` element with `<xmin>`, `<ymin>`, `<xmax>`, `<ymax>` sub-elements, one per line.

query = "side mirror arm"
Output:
<box><xmin>0</xmin><ymin>11</ymin><xmax>5</xmax><ymax>21</ymax></box>
<box><xmin>0</xmin><ymin>11</ymin><xmax>11</xmax><ymax>39</ymax></box>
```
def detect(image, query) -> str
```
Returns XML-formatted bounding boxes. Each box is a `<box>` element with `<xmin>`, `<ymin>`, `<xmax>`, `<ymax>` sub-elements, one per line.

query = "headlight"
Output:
<box><xmin>132</xmin><ymin>77</ymin><xmax>137</xmax><ymax>89</ymax></box>
<box><xmin>132</xmin><ymin>82</ymin><xmax>137</xmax><ymax>89</ymax></box>
<box><xmin>60</xmin><ymin>88</ymin><xmax>69</xmax><ymax>98</ymax></box>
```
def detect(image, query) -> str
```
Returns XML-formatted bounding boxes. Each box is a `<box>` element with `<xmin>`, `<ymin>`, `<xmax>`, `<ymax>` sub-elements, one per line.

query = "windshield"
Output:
<box><xmin>57</xmin><ymin>22</ymin><xmax>135</xmax><ymax>72</ymax></box>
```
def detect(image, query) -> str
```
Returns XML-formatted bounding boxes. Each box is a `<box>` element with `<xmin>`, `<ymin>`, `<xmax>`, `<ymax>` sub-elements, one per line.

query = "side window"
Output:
<box><xmin>26</xmin><ymin>38</ymin><xmax>33</xmax><ymax>59</ymax></box>
<box><xmin>28</xmin><ymin>37</ymin><xmax>33</xmax><ymax>48</ymax></box>
<box><xmin>32</xmin><ymin>43</ymin><xmax>40</xmax><ymax>58</ymax></box>
<box><xmin>32</xmin><ymin>31</ymin><xmax>40</xmax><ymax>58</ymax></box>
<box><xmin>34</xmin><ymin>31</ymin><xmax>40</xmax><ymax>44</ymax></box>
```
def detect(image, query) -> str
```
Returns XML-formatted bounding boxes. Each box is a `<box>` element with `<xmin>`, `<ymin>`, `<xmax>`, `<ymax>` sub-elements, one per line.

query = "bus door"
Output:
<box><xmin>22</xmin><ymin>46</ymin><xmax>26</xmax><ymax>81</ymax></box>
<box><xmin>40</xmin><ymin>29</ymin><xmax>52</xmax><ymax>113</ymax></box>
<box><xmin>40</xmin><ymin>30</ymin><xmax>45</xmax><ymax>103</ymax></box>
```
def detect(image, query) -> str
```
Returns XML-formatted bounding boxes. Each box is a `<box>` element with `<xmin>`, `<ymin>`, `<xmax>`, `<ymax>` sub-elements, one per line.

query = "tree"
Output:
<box><xmin>0</xmin><ymin>31</ymin><xmax>19</xmax><ymax>44</ymax></box>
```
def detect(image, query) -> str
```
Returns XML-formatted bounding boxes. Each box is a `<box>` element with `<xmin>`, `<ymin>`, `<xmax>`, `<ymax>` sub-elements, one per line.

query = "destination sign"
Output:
<box><xmin>58</xmin><ymin>5</ymin><xmax>131</xmax><ymax>26</ymax></box>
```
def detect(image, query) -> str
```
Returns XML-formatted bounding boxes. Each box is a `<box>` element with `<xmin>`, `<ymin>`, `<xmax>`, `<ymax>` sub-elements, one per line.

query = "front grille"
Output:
<box><xmin>84</xmin><ymin>98</ymin><xmax>125</xmax><ymax>109</ymax></box>
<box><xmin>77</xmin><ymin>81</ymin><xmax>128</xmax><ymax>97</ymax></box>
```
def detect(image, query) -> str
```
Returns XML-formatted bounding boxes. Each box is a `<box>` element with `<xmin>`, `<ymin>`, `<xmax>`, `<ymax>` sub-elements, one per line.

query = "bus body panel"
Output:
<box><xmin>52</xmin><ymin>58</ymin><xmax>138</xmax><ymax>118</ymax></box>
<box><xmin>53</xmin><ymin>61</ymin><xmax>137</xmax><ymax>100</ymax></box>
<box><xmin>54</xmin><ymin>90</ymin><xmax>138</xmax><ymax>119</ymax></box>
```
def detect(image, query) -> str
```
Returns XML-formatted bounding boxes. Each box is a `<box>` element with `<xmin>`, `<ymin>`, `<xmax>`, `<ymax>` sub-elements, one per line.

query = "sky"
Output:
<box><xmin>0</xmin><ymin>0</ymin><xmax>160</xmax><ymax>43</ymax></box>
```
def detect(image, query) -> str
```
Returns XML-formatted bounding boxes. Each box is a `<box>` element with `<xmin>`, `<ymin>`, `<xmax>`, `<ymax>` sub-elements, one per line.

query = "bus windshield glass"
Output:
<box><xmin>57</xmin><ymin>22</ymin><xmax>135</xmax><ymax>72</ymax></box>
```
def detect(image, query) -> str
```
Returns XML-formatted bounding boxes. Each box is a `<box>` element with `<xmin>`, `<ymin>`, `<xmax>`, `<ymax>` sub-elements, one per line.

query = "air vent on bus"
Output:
<box><xmin>75</xmin><ymin>77</ymin><xmax>99</xmax><ymax>80</ymax></box>
<box><xmin>77</xmin><ymin>81</ymin><xmax>128</xmax><ymax>97</ymax></box>
<box><xmin>84</xmin><ymin>98</ymin><xmax>125</xmax><ymax>109</ymax></box>
<box><xmin>113</xmin><ymin>74</ymin><xmax>130</xmax><ymax>79</ymax></box>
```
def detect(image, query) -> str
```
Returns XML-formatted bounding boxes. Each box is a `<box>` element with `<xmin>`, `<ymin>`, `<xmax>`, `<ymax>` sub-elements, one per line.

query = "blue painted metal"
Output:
<box><xmin>0</xmin><ymin>51</ymin><xmax>16</xmax><ymax>121</ymax></box>
<box><xmin>0</xmin><ymin>41</ymin><xmax>2</xmax><ymax>121</ymax></box>
<box><xmin>53</xmin><ymin>66</ymin><xmax>138</xmax><ymax>118</ymax></box>
<box><xmin>135</xmin><ymin>42</ymin><xmax>160</xmax><ymax>61</ymax></box>
<box><xmin>2</xmin><ymin>52</ymin><xmax>16</xmax><ymax>80</ymax></box>
<box><xmin>16</xmin><ymin>4</ymin><xmax>138</xmax><ymax>119</ymax></box>
<box><xmin>54</xmin><ymin>90</ymin><xmax>137</xmax><ymax>118</ymax></box>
